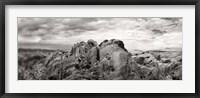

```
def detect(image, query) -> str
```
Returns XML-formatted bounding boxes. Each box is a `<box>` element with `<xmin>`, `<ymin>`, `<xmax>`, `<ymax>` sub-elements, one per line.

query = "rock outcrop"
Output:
<box><xmin>18</xmin><ymin>39</ymin><xmax>182</xmax><ymax>80</ymax></box>
<box><xmin>98</xmin><ymin>39</ymin><xmax>139</xmax><ymax>80</ymax></box>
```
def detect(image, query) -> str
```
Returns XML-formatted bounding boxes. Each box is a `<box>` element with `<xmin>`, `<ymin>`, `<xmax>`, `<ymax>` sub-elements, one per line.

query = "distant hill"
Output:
<box><xmin>18</xmin><ymin>42</ymin><xmax>72</xmax><ymax>51</ymax></box>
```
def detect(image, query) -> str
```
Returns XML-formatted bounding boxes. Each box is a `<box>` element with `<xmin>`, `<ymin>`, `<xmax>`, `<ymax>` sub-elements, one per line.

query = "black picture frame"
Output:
<box><xmin>0</xmin><ymin>0</ymin><xmax>200</xmax><ymax>98</ymax></box>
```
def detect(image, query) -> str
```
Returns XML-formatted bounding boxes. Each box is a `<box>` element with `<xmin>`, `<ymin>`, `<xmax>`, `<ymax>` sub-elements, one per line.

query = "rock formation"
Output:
<box><xmin>18</xmin><ymin>39</ymin><xmax>182</xmax><ymax>80</ymax></box>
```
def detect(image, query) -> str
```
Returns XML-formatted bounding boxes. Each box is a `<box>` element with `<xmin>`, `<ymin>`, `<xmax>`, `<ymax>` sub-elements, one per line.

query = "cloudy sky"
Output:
<box><xmin>18</xmin><ymin>17</ymin><xmax>182</xmax><ymax>51</ymax></box>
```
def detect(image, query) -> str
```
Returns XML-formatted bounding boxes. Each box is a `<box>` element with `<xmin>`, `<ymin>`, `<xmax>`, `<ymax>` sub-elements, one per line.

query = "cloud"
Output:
<box><xmin>18</xmin><ymin>17</ymin><xmax>182</xmax><ymax>50</ymax></box>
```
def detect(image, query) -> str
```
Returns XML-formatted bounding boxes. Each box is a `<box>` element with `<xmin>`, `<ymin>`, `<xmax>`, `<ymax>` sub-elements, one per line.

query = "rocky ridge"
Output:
<box><xmin>18</xmin><ymin>39</ymin><xmax>182</xmax><ymax>80</ymax></box>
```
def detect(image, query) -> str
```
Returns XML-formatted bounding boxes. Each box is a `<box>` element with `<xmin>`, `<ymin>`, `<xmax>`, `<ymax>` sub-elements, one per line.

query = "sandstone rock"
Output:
<box><xmin>134</xmin><ymin>53</ymin><xmax>157</xmax><ymax>66</ymax></box>
<box><xmin>100</xmin><ymin>54</ymin><xmax>112</xmax><ymax>72</ymax></box>
<box><xmin>87</xmin><ymin>39</ymin><xmax>98</xmax><ymax>47</ymax></box>
<box><xmin>69</xmin><ymin>39</ymin><xmax>100</xmax><ymax>67</ymax></box>
<box><xmin>112</xmin><ymin>39</ymin><xmax>127</xmax><ymax>52</ymax></box>
<box><xmin>150</xmin><ymin>53</ymin><xmax>161</xmax><ymax>61</ymax></box>
<box><xmin>99</xmin><ymin>39</ymin><xmax>130</xmax><ymax>69</ymax></box>
<box><xmin>98</xmin><ymin>39</ymin><xmax>140</xmax><ymax>80</ymax></box>
<box><xmin>81</xmin><ymin>39</ymin><xmax>99</xmax><ymax>66</ymax></box>
<box><xmin>175</xmin><ymin>56</ymin><xmax>182</xmax><ymax>62</ymax></box>
<box><xmin>161</xmin><ymin>58</ymin><xmax>171</xmax><ymax>63</ymax></box>
<box><xmin>70</xmin><ymin>41</ymin><xmax>89</xmax><ymax>58</ymax></box>
<box><xmin>20</xmin><ymin>38</ymin><xmax>182</xmax><ymax>80</ymax></box>
<box><xmin>134</xmin><ymin>57</ymin><xmax>145</xmax><ymax>65</ymax></box>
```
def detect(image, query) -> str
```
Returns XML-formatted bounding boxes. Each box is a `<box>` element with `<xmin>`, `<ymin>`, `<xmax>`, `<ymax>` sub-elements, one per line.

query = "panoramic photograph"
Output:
<box><xmin>18</xmin><ymin>17</ymin><xmax>182</xmax><ymax>80</ymax></box>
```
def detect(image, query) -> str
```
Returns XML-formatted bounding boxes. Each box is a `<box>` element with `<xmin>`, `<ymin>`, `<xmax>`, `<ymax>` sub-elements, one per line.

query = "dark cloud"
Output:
<box><xmin>18</xmin><ymin>18</ymin><xmax>101</xmax><ymax>40</ymax></box>
<box><xmin>18</xmin><ymin>18</ymin><xmax>52</xmax><ymax>32</ymax></box>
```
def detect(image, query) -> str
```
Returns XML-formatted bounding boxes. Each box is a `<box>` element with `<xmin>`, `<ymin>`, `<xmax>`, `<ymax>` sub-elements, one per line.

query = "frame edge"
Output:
<box><xmin>1</xmin><ymin>0</ymin><xmax>200</xmax><ymax>98</ymax></box>
<box><xmin>0</xmin><ymin>0</ymin><xmax>5</xmax><ymax>97</ymax></box>
<box><xmin>195</xmin><ymin>0</ymin><xmax>200</xmax><ymax>95</ymax></box>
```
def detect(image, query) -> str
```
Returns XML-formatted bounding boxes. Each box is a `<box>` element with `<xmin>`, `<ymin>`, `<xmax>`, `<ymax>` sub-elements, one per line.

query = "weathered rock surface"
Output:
<box><xmin>18</xmin><ymin>39</ymin><xmax>182</xmax><ymax>80</ymax></box>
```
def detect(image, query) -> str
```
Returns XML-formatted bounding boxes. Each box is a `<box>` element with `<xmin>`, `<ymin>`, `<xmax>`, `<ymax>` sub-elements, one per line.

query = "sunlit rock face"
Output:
<box><xmin>98</xmin><ymin>39</ymin><xmax>140</xmax><ymax>80</ymax></box>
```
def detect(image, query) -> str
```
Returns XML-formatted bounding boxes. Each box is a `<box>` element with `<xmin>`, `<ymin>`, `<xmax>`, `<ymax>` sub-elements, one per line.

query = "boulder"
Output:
<box><xmin>99</xmin><ymin>39</ymin><xmax>111</xmax><ymax>48</ymax></box>
<box><xmin>87</xmin><ymin>39</ymin><xmax>98</xmax><ymax>47</ymax></box>
<box><xmin>70</xmin><ymin>41</ymin><xmax>89</xmax><ymax>58</ymax></box>
<box><xmin>161</xmin><ymin>58</ymin><xmax>171</xmax><ymax>63</ymax></box>
<box><xmin>134</xmin><ymin>57</ymin><xmax>145</xmax><ymax>65</ymax></box>
<box><xmin>112</xmin><ymin>39</ymin><xmax>127</xmax><ymax>52</ymax></box>
<box><xmin>139</xmin><ymin>62</ymin><xmax>159</xmax><ymax>80</ymax></box>
<box><xmin>99</xmin><ymin>39</ymin><xmax>140</xmax><ymax>80</ymax></box>
<box><xmin>150</xmin><ymin>53</ymin><xmax>161</xmax><ymax>61</ymax></box>
<box><xmin>100</xmin><ymin>54</ymin><xmax>112</xmax><ymax>72</ymax></box>
<box><xmin>134</xmin><ymin>53</ymin><xmax>157</xmax><ymax>66</ymax></box>
<box><xmin>86</xmin><ymin>46</ymin><xmax>100</xmax><ymax>65</ymax></box>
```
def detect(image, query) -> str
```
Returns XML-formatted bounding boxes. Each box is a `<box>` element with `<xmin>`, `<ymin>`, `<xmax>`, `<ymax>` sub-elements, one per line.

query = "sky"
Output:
<box><xmin>18</xmin><ymin>17</ymin><xmax>182</xmax><ymax>51</ymax></box>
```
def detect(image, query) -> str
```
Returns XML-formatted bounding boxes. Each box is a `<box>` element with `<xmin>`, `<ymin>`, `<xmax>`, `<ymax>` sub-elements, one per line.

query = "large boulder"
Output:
<box><xmin>86</xmin><ymin>46</ymin><xmax>99</xmax><ymax>65</ymax></box>
<box><xmin>85</xmin><ymin>39</ymin><xmax>99</xmax><ymax>65</ymax></box>
<box><xmin>99</xmin><ymin>39</ymin><xmax>139</xmax><ymax>80</ymax></box>
<box><xmin>70</xmin><ymin>39</ymin><xmax>100</xmax><ymax>68</ymax></box>
<box><xmin>99</xmin><ymin>39</ymin><xmax>129</xmax><ymax>66</ymax></box>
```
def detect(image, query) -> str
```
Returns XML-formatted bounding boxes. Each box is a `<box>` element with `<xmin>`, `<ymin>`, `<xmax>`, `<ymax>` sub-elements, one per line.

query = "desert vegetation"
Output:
<box><xmin>18</xmin><ymin>39</ymin><xmax>182</xmax><ymax>80</ymax></box>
